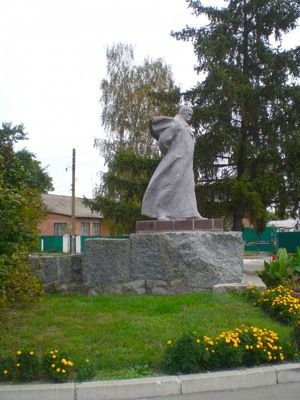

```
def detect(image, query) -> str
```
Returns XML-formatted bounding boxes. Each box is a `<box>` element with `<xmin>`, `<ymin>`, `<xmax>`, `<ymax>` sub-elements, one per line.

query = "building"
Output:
<box><xmin>39</xmin><ymin>193</ymin><xmax>110</xmax><ymax>237</ymax></box>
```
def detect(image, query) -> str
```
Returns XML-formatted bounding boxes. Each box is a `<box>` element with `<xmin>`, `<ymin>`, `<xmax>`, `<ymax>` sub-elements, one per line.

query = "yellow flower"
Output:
<box><xmin>51</xmin><ymin>364</ymin><xmax>56</xmax><ymax>368</ymax></box>
<box><xmin>56</xmin><ymin>368</ymin><xmax>61</xmax><ymax>372</ymax></box>
<box><xmin>16</xmin><ymin>363</ymin><xmax>20</xmax><ymax>368</ymax></box>
<box><xmin>3</xmin><ymin>370</ymin><xmax>8</xmax><ymax>375</ymax></box>
<box><xmin>166</xmin><ymin>339</ymin><xmax>172</xmax><ymax>346</ymax></box>
<box><xmin>52</xmin><ymin>355</ymin><xmax>56</xmax><ymax>359</ymax></box>
<box><xmin>16</xmin><ymin>351</ymin><xmax>21</xmax><ymax>355</ymax></box>
<box><xmin>29</xmin><ymin>351</ymin><xmax>34</xmax><ymax>356</ymax></box>
<box><xmin>196</xmin><ymin>338</ymin><xmax>201</xmax><ymax>344</ymax></box>
<box><xmin>68</xmin><ymin>361</ymin><xmax>74</xmax><ymax>367</ymax></box>
<box><xmin>61</xmin><ymin>358</ymin><xmax>67</xmax><ymax>365</ymax></box>
<box><xmin>62</xmin><ymin>369</ymin><xmax>66</xmax><ymax>373</ymax></box>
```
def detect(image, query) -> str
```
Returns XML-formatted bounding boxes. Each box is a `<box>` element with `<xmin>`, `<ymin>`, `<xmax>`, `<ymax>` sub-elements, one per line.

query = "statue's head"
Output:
<box><xmin>179</xmin><ymin>105</ymin><xmax>193</xmax><ymax>123</ymax></box>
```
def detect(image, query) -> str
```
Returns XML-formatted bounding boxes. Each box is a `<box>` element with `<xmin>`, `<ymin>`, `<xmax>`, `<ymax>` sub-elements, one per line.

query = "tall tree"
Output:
<box><xmin>89</xmin><ymin>43</ymin><xmax>180</xmax><ymax>234</ymax></box>
<box><xmin>0</xmin><ymin>123</ymin><xmax>46</xmax><ymax>307</ymax></box>
<box><xmin>16</xmin><ymin>149</ymin><xmax>53</xmax><ymax>193</ymax></box>
<box><xmin>173</xmin><ymin>0</ymin><xmax>300</xmax><ymax>230</ymax></box>
<box><xmin>98</xmin><ymin>43</ymin><xmax>180</xmax><ymax>162</ymax></box>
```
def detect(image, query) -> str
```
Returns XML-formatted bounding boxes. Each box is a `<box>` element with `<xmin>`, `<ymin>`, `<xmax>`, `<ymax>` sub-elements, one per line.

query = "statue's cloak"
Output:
<box><xmin>142</xmin><ymin>114</ymin><xmax>201</xmax><ymax>220</ymax></box>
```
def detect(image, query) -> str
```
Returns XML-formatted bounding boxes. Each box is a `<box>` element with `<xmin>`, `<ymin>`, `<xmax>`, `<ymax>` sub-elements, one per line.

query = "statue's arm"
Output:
<box><xmin>149</xmin><ymin>116</ymin><xmax>175</xmax><ymax>155</ymax></box>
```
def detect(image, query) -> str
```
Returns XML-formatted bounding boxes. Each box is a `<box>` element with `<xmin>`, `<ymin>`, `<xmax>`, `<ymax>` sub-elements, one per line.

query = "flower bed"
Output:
<box><xmin>163</xmin><ymin>325</ymin><xmax>287</xmax><ymax>374</ymax></box>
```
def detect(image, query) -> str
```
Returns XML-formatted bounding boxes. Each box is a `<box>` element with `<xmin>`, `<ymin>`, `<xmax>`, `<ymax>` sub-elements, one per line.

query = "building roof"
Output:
<box><xmin>42</xmin><ymin>193</ymin><xmax>102</xmax><ymax>219</ymax></box>
<box><xmin>267</xmin><ymin>219</ymin><xmax>299</xmax><ymax>231</ymax></box>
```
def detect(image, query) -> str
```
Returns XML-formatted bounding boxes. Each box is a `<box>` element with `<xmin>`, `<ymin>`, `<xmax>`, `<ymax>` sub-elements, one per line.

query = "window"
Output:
<box><xmin>80</xmin><ymin>222</ymin><xmax>90</xmax><ymax>236</ymax></box>
<box><xmin>92</xmin><ymin>222</ymin><xmax>101</xmax><ymax>236</ymax></box>
<box><xmin>54</xmin><ymin>223</ymin><xmax>67</xmax><ymax>236</ymax></box>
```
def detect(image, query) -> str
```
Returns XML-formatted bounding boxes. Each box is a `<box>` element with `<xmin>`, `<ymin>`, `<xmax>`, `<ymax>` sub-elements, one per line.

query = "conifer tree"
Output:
<box><xmin>173</xmin><ymin>0</ymin><xmax>300</xmax><ymax>230</ymax></box>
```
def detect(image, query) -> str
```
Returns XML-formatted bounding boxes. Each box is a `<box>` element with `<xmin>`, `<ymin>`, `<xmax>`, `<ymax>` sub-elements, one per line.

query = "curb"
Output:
<box><xmin>0</xmin><ymin>363</ymin><xmax>300</xmax><ymax>400</ymax></box>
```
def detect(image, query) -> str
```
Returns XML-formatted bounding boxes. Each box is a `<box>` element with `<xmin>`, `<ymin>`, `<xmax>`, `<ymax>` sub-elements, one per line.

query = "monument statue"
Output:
<box><xmin>142</xmin><ymin>105</ymin><xmax>203</xmax><ymax>220</ymax></box>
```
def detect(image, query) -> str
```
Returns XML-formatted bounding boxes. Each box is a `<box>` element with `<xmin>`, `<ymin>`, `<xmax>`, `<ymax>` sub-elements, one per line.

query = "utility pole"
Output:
<box><xmin>71</xmin><ymin>148</ymin><xmax>76</xmax><ymax>253</ymax></box>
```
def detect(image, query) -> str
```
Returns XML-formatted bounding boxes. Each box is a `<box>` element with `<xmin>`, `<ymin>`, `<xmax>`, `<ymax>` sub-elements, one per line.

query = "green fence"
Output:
<box><xmin>276</xmin><ymin>232</ymin><xmax>300</xmax><ymax>253</ymax></box>
<box><xmin>39</xmin><ymin>235</ymin><xmax>130</xmax><ymax>253</ymax></box>
<box><xmin>40</xmin><ymin>236</ymin><xmax>63</xmax><ymax>253</ymax></box>
<box><xmin>243</xmin><ymin>227</ymin><xmax>276</xmax><ymax>253</ymax></box>
<box><xmin>243</xmin><ymin>228</ymin><xmax>300</xmax><ymax>254</ymax></box>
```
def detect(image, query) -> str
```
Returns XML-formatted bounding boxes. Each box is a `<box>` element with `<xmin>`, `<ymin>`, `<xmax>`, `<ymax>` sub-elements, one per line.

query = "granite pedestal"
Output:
<box><xmin>82</xmin><ymin>220</ymin><xmax>243</xmax><ymax>295</ymax></box>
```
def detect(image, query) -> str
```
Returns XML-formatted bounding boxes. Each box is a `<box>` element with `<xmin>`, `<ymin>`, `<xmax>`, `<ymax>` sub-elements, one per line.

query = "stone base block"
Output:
<box><xmin>83</xmin><ymin>231</ymin><xmax>243</xmax><ymax>294</ymax></box>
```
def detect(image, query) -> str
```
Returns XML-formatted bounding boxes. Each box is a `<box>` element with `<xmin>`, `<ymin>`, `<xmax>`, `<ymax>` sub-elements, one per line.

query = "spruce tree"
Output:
<box><xmin>173</xmin><ymin>0</ymin><xmax>300</xmax><ymax>230</ymax></box>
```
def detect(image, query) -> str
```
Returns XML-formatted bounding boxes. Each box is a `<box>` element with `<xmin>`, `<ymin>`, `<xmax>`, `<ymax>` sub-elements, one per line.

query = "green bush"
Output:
<box><xmin>75</xmin><ymin>358</ymin><xmax>96</xmax><ymax>382</ymax></box>
<box><xmin>291</xmin><ymin>322</ymin><xmax>300</xmax><ymax>351</ymax></box>
<box><xmin>163</xmin><ymin>325</ymin><xmax>287</xmax><ymax>374</ymax></box>
<box><xmin>0</xmin><ymin>356</ymin><xmax>15</xmax><ymax>382</ymax></box>
<box><xmin>258</xmin><ymin>248</ymin><xmax>300</xmax><ymax>289</ymax></box>
<box><xmin>164</xmin><ymin>333</ymin><xmax>210</xmax><ymax>374</ymax></box>
<box><xmin>0</xmin><ymin>252</ymin><xmax>43</xmax><ymax>308</ymax></box>
<box><xmin>256</xmin><ymin>285</ymin><xmax>300</xmax><ymax>325</ymax></box>
<box><xmin>258</xmin><ymin>248</ymin><xmax>292</xmax><ymax>288</ymax></box>
<box><xmin>242</xmin><ymin>285</ymin><xmax>262</xmax><ymax>303</ymax></box>
<box><xmin>42</xmin><ymin>349</ymin><xmax>75</xmax><ymax>382</ymax></box>
<box><xmin>15</xmin><ymin>350</ymin><xmax>39</xmax><ymax>382</ymax></box>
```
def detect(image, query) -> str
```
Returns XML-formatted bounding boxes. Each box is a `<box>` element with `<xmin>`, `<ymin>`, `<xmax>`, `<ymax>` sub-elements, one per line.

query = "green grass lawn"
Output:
<box><xmin>0</xmin><ymin>292</ymin><xmax>293</xmax><ymax>380</ymax></box>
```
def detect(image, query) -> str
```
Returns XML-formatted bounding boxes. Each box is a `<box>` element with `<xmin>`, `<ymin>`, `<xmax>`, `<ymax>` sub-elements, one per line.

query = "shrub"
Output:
<box><xmin>242</xmin><ymin>285</ymin><xmax>262</xmax><ymax>302</ymax></box>
<box><xmin>75</xmin><ymin>358</ymin><xmax>96</xmax><ymax>382</ymax></box>
<box><xmin>0</xmin><ymin>356</ymin><xmax>15</xmax><ymax>382</ymax></box>
<box><xmin>163</xmin><ymin>325</ymin><xmax>286</xmax><ymax>374</ymax></box>
<box><xmin>0</xmin><ymin>251</ymin><xmax>43</xmax><ymax>308</ymax></box>
<box><xmin>164</xmin><ymin>333</ymin><xmax>210</xmax><ymax>374</ymax></box>
<box><xmin>15</xmin><ymin>350</ymin><xmax>39</xmax><ymax>382</ymax></box>
<box><xmin>258</xmin><ymin>248</ymin><xmax>292</xmax><ymax>288</ymax></box>
<box><xmin>256</xmin><ymin>285</ymin><xmax>300</xmax><ymax>325</ymax></box>
<box><xmin>42</xmin><ymin>349</ymin><xmax>75</xmax><ymax>382</ymax></box>
<box><xmin>291</xmin><ymin>322</ymin><xmax>300</xmax><ymax>351</ymax></box>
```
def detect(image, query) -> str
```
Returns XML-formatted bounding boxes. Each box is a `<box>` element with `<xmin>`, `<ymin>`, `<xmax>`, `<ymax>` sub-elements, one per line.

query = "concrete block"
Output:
<box><xmin>180</xmin><ymin>367</ymin><xmax>277</xmax><ymax>394</ymax></box>
<box><xmin>213</xmin><ymin>274</ymin><xmax>266</xmax><ymax>293</ymax></box>
<box><xmin>76</xmin><ymin>376</ymin><xmax>181</xmax><ymax>400</ymax></box>
<box><xmin>0</xmin><ymin>383</ymin><xmax>74</xmax><ymax>400</ymax></box>
<box><xmin>274</xmin><ymin>363</ymin><xmax>300</xmax><ymax>383</ymax></box>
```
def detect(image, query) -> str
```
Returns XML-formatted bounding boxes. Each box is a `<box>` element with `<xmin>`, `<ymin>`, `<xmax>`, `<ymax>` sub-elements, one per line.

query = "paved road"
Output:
<box><xmin>149</xmin><ymin>382</ymin><xmax>300</xmax><ymax>400</ymax></box>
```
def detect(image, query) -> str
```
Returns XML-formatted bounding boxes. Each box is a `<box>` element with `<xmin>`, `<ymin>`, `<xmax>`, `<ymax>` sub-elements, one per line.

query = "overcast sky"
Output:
<box><xmin>1</xmin><ymin>0</ymin><xmax>299</xmax><ymax>198</ymax></box>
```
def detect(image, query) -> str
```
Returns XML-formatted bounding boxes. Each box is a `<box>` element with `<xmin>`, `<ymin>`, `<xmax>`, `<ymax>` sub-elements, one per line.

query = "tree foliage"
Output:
<box><xmin>98</xmin><ymin>42</ymin><xmax>180</xmax><ymax>162</ymax></box>
<box><xmin>89</xmin><ymin>43</ymin><xmax>180</xmax><ymax>233</ymax></box>
<box><xmin>16</xmin><ymin>149</ymin><xmax>53</xmax><ymax>193</ymax></box>
<box><xmin>173</xmin><ymin>0</ymin><xmax>300</xmax><ymax>230</ymax></box>
<box><xmin>0</xmin><ymin>123</ymin><xmax>46</xmax><ymax>307</ymax></box>
<box><xmin>88</xmin><ymin>149</ymin><xmax>160</xmax><ymax>234</ymax></box>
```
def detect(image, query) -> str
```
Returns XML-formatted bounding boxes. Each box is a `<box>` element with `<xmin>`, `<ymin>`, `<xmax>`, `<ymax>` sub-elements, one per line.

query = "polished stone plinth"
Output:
<box><xmin>136</xmin><ymin>218</ymin><xmax>223</xmax><ymax>233</ymax></box>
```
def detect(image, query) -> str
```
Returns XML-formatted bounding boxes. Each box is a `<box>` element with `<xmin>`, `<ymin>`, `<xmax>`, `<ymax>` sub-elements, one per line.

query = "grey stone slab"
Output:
<box><xmin>130</xmin><ymin>231</ymin><xmax>243</xmax><ymax>291</ymax></box>
<box><xmin>180</xmin><ymin>366</ymin><xmax>277</xmax><ymax>394</ymax></box>
<box><xmin>82</xmin><ymin>238</ymin><xmax>130</xmax><ymax>293</ymax></box>
<box><xmin>0</xmin><ymin>383</ymin><xmax>74</xmax><ymax>400</ymax></box>
<box><xmin>75</xmin><ymin>376</ymin><xmax>181</xmax><ymax>400</ymax></box>
<box><xmin>213</xmin><ymin>273</ymin><xmax>266</xmax><ymax>292</ymax></box>
<box><xmin>274</xmin><ymin>363</ymin><xmax>300</xmax><ymax>383</ymax></box>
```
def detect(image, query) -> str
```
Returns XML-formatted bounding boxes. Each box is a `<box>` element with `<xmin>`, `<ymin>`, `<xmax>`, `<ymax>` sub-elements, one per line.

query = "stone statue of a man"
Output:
<box><xmin>141</xmin><ymin>105</ymin><xmax>203</xmax><ymax>220</ymax></box>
